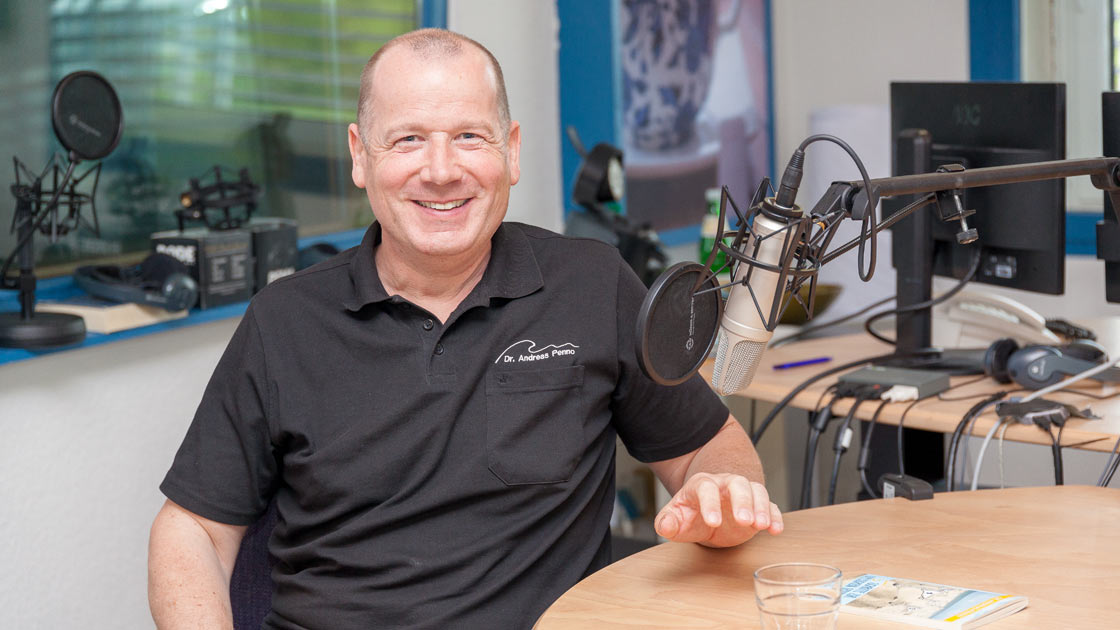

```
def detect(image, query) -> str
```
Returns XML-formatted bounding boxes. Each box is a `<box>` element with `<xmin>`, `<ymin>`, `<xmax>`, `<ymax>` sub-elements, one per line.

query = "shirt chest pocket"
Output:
<box><xmin>485</xmin><ymin>365</ymin><xmax>585</xmax><ymax>485</ymax></box>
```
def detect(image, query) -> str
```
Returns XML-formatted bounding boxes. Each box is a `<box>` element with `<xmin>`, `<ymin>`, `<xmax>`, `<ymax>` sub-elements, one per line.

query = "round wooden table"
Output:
<box><xmin>535</xmin><ymin>485</ymin><xmax>1120</xmax><ymax>629</ymax></box>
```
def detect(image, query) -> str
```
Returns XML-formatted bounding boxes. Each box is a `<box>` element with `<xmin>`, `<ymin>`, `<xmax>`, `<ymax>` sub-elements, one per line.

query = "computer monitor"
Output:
<box><xmin>886</xmin><ymin>81</ymin><xmax>1067</xmax><ymax>352</ymax></box>
<box><xmin>1101</xmin><ymin>92</ymin><xmax>1120</xmax><ymax>304</ymax></box>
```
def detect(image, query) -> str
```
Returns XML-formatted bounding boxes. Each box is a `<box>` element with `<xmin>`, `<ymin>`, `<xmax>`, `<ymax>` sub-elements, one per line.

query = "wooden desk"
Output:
<box><xmin>535</xmin><ymin>485</ymin><xmax>1120</xmax><ymax>629</ymax></box>
<box><xmin>712</xmin><ymin>333</ymin><xmax>1120</xmax><ymax>453</ymax></box>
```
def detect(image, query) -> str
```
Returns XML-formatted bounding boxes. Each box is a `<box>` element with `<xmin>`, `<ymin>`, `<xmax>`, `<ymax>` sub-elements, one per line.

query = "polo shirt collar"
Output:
<box><xmin>343</xmin><ymin>222</ymin><xmax>543</xmax><ymax>312</ymax></box>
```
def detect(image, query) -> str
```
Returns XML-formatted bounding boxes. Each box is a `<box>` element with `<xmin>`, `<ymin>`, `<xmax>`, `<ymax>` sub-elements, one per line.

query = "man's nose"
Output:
<box><xmin>421</xmin><ymin>138</ymin><xmax>463</xmax><ymax>185</ymax></box>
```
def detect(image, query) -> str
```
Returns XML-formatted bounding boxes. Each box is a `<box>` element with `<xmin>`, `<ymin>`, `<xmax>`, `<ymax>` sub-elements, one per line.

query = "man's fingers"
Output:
<box><xmin>656</xmin><ymin>503</ymin><xmax>706</xmax><ymax>542</ymax></box>
<box><xmin>695</xmin><ymin>477</ymin><xmax>723</xmax><ymax>527</ymax></box>
<box><xmin>655</xmin><ymin>509</ymin><xmax>680</xmax><ymax>539</ymax></box>
<box><xmin>751</xmin><ymin>482</ymin><xmax>771</xmax><ymax>530</ymax></box>
<box><xmin>657</xmin><ymin>474</ymin><xmax>784</xmax><ymax>545</ymax></box>
<box><xmin>728</xmin><ymin>476</ymin><xmax>755</xmax><ymax>526</ymax></box>
<box><xmin>768</xmin><ymin>502</ymin><xmax>784</xmax><ymax>534</ymax></box>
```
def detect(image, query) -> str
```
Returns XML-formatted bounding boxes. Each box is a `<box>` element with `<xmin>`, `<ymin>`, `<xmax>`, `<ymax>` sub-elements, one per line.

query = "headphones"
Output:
<box><xmin>298</xmin><ymin>242</ymin><xmax>340</xmax><ymax>270</ymax></box>
<box><xmin>74</xmin><ymin>253</ymin><xmax>199</xmax><ymax>311</ymax></box>
<box><xmin>982</xmin><ymin>337</ymin><xmax>1109</xmax><ymax>390</ymax></box>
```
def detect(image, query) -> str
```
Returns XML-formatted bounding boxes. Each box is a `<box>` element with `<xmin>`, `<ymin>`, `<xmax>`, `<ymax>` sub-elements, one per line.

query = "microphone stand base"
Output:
<box><xmin>0</xmin><ymin>311</ymin><xmax>86</xmax><ymax>349</ymax></box>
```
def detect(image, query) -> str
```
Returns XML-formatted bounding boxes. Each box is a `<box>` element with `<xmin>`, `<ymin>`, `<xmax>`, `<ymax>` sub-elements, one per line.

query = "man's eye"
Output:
<box><xmin>397</xmin><ymin>135</ymin><xmax>419</xmax><ymax>144</ymax></box>
<box><xmin>459</xmin><ymin>133</ymin><xmax>481</xmax><ymax>141</ymax></box>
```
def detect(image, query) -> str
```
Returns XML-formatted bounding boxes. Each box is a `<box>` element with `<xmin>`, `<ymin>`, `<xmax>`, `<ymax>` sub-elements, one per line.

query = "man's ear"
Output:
<box><xmin>507</xmin><ymin>120</ymin><xmax>521</xmax><ymax>186</ymax></box>
<box><xmin>347</xmin><ymin>123</ymin><xmax>368</xmax><ymax>189</ymax></box>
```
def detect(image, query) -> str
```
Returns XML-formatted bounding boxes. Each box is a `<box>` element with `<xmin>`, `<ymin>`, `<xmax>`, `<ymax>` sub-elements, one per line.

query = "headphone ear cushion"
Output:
<box><xmin>298</xmin><ymin>242</ymin><xmax>340</xmax><ymax>270</ymax></box>
<box><xmin>139</xmin><ymin>253</ymin><xmax>189</xmax><ymax>284</ymax></box>
<box><xmin>983</xmin><ymin>337</ymin><xmax>1020</xmax><ymax>383</ymax></box>
<box><xmin>160</xmin><ymin>272</ymin><xmax>199</xmax><ymax>311</ymax></box>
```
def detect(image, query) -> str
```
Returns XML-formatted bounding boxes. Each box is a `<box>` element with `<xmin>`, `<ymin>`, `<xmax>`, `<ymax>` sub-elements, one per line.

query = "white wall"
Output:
<box><xmin>0</xmin><ymin>318</ymin><xmax>240</xmax><ymax>629</ymax></box>
<box><xmin>770</xmin><ymin>0</ymin><xmax>970</xmax><ymax>324</ymax></box>
<box><xmin>771</xmin><ymin>0</ymin><xmax>969</xmax><ymax>171</ymax></box>
<box><xmin>449</xmin><ymin>0</ymin><xmax>564</xmax><ymax>232</ymax></box>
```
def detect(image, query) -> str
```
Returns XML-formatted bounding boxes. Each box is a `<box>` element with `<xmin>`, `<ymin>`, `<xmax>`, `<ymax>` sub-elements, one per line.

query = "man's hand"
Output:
<box><xmin>654</xmin><ymin>472</ymin><xmax>783</xmax><ymax>547</ymax></box>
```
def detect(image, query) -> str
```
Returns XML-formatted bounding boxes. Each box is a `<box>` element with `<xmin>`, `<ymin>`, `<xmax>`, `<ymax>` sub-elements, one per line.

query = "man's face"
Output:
<box><xmin>348</xmin><ymin>46</ymin><xmax>520</xmax><ymax>262</ymax></box>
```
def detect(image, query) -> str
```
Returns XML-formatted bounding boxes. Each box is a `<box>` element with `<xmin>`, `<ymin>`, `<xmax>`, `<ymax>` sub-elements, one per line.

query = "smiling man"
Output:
<box><xmin>148</xmin><ymin>29</ymin><xmax>781</xmax><ymax>630</ymax></box>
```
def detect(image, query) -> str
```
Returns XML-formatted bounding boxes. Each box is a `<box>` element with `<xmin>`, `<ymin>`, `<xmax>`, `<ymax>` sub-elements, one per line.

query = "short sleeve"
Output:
<box><xmin>610</xmin><ymin>259</ymin><xmax>728</xmax><ymax>463</ymax></box>
<box><xmin>160</xmin><ymin>305</ymin><xmax>278</xmax><ymax>525</ymax></box>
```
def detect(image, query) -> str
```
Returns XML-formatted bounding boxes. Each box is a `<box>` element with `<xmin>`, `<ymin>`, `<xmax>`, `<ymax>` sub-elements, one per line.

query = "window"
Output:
<box><xmin>1114</xmin><ymin>0</ymin><xmax>1120</xmax><ymax>89</ymax></box>
<box><xmin>0</xmin><ymin>0</ymin><xmax>418</xmax><ymax>276</ymax></box>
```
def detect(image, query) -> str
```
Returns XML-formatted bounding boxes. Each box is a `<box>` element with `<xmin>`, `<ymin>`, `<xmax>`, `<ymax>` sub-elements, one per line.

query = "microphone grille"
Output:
<box><xmin>711</xmin><ymin>333</ymin><xmax>766</xmax><ymax>396</ymax></box>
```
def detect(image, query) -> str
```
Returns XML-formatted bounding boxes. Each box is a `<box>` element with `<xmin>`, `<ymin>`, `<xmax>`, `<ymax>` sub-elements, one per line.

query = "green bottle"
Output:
<box><xmin>699</xmin><ymin>187</ymin><xmax>729</xmax><ymax>274</ymax></box>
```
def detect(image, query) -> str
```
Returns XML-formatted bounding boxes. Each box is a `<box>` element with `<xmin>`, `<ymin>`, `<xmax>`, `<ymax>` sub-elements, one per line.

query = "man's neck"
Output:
<box><xmin>374</xmin><ymin>241</ymin><xmax>491</xmax><ymax>324</ymax></box>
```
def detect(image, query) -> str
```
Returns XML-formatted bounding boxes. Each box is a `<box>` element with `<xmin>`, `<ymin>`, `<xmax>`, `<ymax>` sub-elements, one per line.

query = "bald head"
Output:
<box><xmin>357</xmin><ymin>28</ymin><xmax>510</xmax><ymax>143</ymax></box>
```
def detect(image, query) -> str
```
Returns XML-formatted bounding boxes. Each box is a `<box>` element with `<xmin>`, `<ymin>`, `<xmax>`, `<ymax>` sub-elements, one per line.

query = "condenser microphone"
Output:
<box><xmin>709</xmin><ymin>204</ymin><xmax>798</xmax><ymax>395</ymax></box>
<box><xmin>634</xmin><ymin>168</ymin><xmax>808</xmax><ymax>392</ymax></box>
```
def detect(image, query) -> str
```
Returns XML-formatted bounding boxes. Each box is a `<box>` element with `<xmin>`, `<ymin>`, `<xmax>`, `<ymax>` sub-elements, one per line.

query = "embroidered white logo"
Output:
<box><xmin>494</xmin><ymin>339</ymin><xmax>580</xmax><ymax>364</ymax></box>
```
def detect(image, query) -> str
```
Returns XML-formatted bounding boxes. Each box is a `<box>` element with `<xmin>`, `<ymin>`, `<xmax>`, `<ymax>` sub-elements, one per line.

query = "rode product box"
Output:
<box><xmin>150</xmin><ymin>227</ymin><xmax>252</xmax><ymax>309</ymax></box>
<box><xmin>247</xmin><ymin>218</ymin><xmax>298</xmax><ymax>293</ymax></box>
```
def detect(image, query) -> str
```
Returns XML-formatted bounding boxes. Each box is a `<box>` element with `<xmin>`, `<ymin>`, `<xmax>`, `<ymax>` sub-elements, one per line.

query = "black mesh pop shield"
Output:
<box><xmin>636</xmin><ymin>262</ymin><xmax>723</xmax><ymax>386</ymax></box>
<box><xmin>51</xmin><ymin>70</ymin><xmax>123</xmax><ymax>161</ymax></box>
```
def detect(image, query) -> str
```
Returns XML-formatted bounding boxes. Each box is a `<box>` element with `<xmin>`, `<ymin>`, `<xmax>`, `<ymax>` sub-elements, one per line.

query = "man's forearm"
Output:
<box><xmin>650</xmin><ymin>414</ymin><xmax>783</xmax><ymax>547</ymax></box>
<box><xmin>148</xmin><ymin>503</ymin><xmax>241</xmax><ymax>629</ymax></box>
<box><xmin>683</xmin><ymin>416</ymin><xmax>765</xmax><ymax>486</ymax></box>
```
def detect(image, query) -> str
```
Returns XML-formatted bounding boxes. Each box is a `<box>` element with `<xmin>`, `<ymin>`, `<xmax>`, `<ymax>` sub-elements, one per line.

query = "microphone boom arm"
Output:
<box><xmin>820</xmin><ymin>156</ymin><xmax>1120</xmax><ymax>266</ymax></box>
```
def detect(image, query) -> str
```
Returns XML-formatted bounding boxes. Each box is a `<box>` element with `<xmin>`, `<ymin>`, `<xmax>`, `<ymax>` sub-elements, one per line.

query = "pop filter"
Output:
<box><xmin>636</xmin><ymin>262</ymin><xmax>723</xmax><ymax>385</ymax></box>
<box><xmin>51</xmin><ymin>71</ymin><xmax>123</xmax><ymax>161</ymax></box>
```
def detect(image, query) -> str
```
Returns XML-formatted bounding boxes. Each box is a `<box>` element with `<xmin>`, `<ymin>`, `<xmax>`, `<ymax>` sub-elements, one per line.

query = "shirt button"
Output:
<box><xmin>423</xmin><ymin>319</ymin><xmax>434</xmax><ymax>331</ymax></box>
<box><xmin>434</xmin><ymin>343</ymin><xmax>444</xmax><ymax>355</ymax></box>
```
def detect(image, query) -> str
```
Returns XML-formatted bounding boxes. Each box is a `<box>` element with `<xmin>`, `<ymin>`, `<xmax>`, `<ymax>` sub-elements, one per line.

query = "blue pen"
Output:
<box><xmin>773</xmin><ymin>356</ymin><xmax>831</xmax><ymax>370</ymax></box>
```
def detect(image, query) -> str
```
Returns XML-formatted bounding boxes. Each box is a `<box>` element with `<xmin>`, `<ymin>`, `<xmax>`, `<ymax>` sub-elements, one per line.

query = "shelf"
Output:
<box><xmin>0</xmin><ymin>227</ymin><xmax>367</xmax><ymax>366</ymax></box>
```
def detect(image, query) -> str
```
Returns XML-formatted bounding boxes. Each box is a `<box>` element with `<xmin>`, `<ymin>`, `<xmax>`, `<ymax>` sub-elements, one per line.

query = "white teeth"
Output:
<box><xmin>416</xmin><ymin>199</ymin><xmax>467</xmax><ymax>210</ymax></box>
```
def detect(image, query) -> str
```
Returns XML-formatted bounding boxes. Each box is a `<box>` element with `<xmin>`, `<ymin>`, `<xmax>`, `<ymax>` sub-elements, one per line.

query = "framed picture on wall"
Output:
<box><xmin>620</xmin><ymin>0</ymin><xmax>772</xmax><ymax>238</ymax></box>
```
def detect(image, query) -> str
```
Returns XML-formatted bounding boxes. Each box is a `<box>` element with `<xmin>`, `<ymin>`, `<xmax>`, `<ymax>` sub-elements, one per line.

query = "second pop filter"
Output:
<box><xmin>51</xmin><ymin>70</ymin><xmax>123</xmax><ymax>161</ymax></box>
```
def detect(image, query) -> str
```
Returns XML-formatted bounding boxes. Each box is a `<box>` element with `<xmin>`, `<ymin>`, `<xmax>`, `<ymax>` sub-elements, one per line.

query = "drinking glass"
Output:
<box><xmin>753</xmin><ymin>563</ymin><xmax>842</xmax><ymax>630</ymax></box>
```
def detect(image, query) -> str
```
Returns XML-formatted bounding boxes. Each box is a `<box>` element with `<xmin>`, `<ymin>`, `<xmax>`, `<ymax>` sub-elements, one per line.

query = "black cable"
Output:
<box><xmin>796</xmin><ymin>386</ymin><xmax>838</xmax><ymax>510</ymax></box>
<box><xmin>792</xmin><ymin>135</ymin><xmax>878</xmax><ymax>281</ymax></box>
<box><xmin>811</xmin><ymin>384</ymin><xmax>840</xmax><ymax>420</ymax></box>
<box><xmin>800</xmin><ymin>398</ymin><xmax>836</xmax><ymax>510</ymax></box>
<box><xmin>1102</xmin><ymin>438</ymin><xmax>1120</xmax><ymax>487</ymax></box>
<box><xmin>946</xmin><ymin>392</ymin><xmax>1007</xmax><ymax>491</ymax></box>
<box><xmin>827</xmin><ymin>393</ymin><xmax>874</xmax><ymax>505</ymax></box>
<box><xmin>895</xmin><ymin>399</ymin><xmax>922</xmax><ymax>477</ymax></box>
<box><xmin>858</xmin><ymin>399</ymin><xmax>892</xmax><ymax>499</ymax></box>
<box><xmin>863</xmin><ymin>246</ymin><xmax>983</xmax><ymax>345</ymax></box>
<box><xmin>770</xmin><ymin>295</ymin><xmax>896</xmax><ymax>348</ymax></box>
<box><xmin>1098</xmin><ymin>434</ymin><xmax>1120</xmax><ymax>487</ymax></box>
<box><xmin>752</xmin><ymin>351</ymin><xmax>901</xmax><ymax>444</ymax></box>
<box><xmin>1051</xmin><ymin>423</ymin><xmax>1065</xmax><ymax>486</ymax></box>
<box><xmin>894</xmin><ymin>377</ymin><xmax>1007</xmax><ymax>478</ymax></box>
<box><xmin>821</xmin><ymin>194</ymin><xmax>937</xmax><ymax>265</ymax></box>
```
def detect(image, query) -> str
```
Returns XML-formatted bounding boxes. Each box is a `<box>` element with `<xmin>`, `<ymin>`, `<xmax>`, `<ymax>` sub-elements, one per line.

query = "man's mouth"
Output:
<box><xmin>415</xmin><ymin>199</ymin><xmax>469</xmax><ymax>210</ymax></box>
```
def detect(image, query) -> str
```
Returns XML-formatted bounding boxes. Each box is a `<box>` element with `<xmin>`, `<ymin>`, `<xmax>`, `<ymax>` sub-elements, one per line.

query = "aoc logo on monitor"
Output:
<box><xmin>952</xmin><ymin>103</ymin><xmax>981</xmax><ymax>127</ymax></box>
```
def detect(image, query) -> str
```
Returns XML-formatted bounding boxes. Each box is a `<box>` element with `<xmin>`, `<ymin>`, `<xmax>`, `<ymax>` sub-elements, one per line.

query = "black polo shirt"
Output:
<box><xmin>161</xmin><ymin>221</ymin><xmax>728</xmax><ymax>629</ymax></box>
